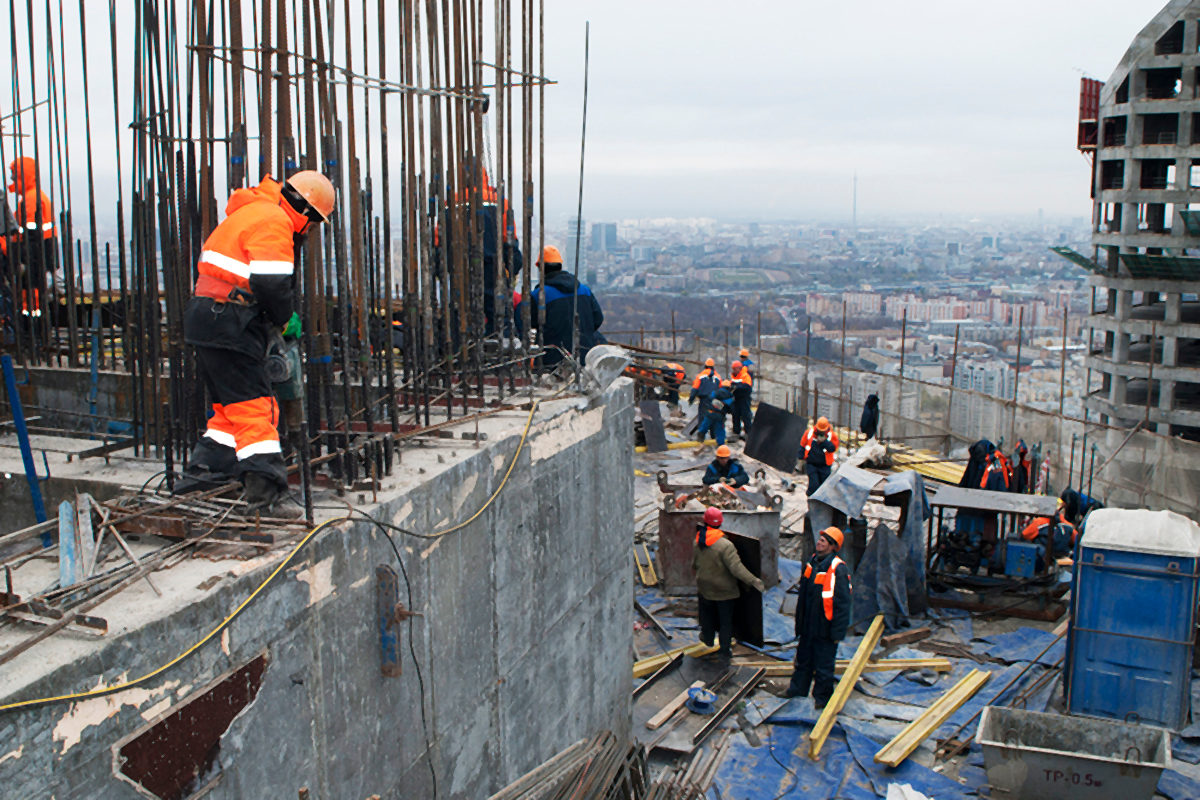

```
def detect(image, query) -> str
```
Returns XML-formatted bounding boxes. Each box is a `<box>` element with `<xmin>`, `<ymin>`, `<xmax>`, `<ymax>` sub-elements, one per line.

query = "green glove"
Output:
<box><xmin>282</xmin><ymin>312</ymin><xmax>302</xmax><ymax>340</ymax></box>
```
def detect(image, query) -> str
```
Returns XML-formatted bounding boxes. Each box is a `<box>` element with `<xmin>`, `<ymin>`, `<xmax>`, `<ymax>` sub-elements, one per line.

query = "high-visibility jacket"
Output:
<box><xmin>800</xmin><ymin>426</ymin><xmax>839</xmax><ymax>466</ymax></box>
<box><xmin>192</xmin><ymin>176</ymin><xmax>297</xmax><ymax>328</ymax></box>
<box><xmin>980</xmin><ymin>453</ymin><xmax>1010</xmax><ymax>491</ymax></box>
<box><xmin>692</xmin><ymin>367</ymin><xmax>721</xmax><ymax>392</ymax></box>
<box><xmin>795</xmin><ymin>551</ymin><xmax>852</xmax><ymax>641</ymax></box>
<box><xmin>1021</xmin><ymin>512</ymin><xmax>1078</xmax><ymax>548</ymax></box>
<box><xmin>730</xmin><ymin>365</ymin><xmax>753</xmax><ymax>391</ymax></box>
<box><xmin>663</xmin><ymin>363</ymin><xmax>686</xmax><ymax>385</ymax></box>
<box><xmin>3</xmin><ymin>158</ymin><xmax>54</xmax><ymax>254</ymax></box>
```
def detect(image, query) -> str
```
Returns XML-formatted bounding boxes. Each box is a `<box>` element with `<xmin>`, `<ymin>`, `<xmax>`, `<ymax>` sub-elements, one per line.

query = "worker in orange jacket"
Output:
<box><xmin>728</xmin><ymin>359</ymin><xmax>754</xmax><ymax>438</ymax></box>
<box><xmin>799</xmin><ymin>416</ymin><xmax>838</xmax><ymax>496</ymax></box>
<box><xmin>176</xmin><ymin>171</ymin><xmax>335</xmax><ymax>517</ymax></box>
<box><xmin>2</xmin><ymin>157</ymin><xmax>55</xmax><ymax>327</ymax></box>
<box><xmin>786</xmin><ymin>526</ymin><xmax>852</xmax><ymax>708</ymax></box>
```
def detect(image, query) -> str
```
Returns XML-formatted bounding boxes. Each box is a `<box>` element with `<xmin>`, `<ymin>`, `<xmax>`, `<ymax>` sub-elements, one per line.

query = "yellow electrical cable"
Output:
<box><xmin>0</xmin><ymin>399</ymin><xmax>543</xmax><ymax>711</ymax></box>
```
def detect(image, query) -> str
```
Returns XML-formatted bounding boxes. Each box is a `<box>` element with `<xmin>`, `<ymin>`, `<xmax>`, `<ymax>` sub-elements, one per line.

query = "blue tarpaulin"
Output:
<box><xmin>973</xmin><ymin>627</ymin><xmax>1064</xmax><ymax>667</ymax></box>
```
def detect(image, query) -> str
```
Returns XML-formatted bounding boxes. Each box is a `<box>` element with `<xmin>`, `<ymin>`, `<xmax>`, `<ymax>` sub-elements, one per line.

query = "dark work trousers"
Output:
<box><xmin>805</xmin><ymin>463</ymin><xmax>831</xmax><ymax>496</ymax></box>
<box><xmin>788</xmin><ymin>636</ymin><xmax>838</xmax><ymax>706</ymax></box>
<box><xmin>731</xmin><ymin>390</ymin><xmax>753</xmax><ymax>435</ymax></box>
<box><xmin>698</xmin><ymin>596</ymin><xmax>736</xmax><ymax>656</ymax></box>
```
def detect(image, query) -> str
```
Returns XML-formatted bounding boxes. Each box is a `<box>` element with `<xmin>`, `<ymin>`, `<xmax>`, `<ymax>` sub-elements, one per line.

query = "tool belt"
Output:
<box><xmin>194</xmin><ymin>273</ymin><xmax>256</xmax><ymax>306</ymax></box>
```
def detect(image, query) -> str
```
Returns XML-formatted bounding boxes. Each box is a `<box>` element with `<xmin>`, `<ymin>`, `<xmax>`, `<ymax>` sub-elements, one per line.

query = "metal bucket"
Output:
<box><xmin>977</xmin><ymin>706</ymin><xmax>1171</xmax><ymax>800</ymax></box>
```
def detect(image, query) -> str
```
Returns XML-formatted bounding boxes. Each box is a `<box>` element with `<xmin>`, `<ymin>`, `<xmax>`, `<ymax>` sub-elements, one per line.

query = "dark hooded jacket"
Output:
<box><xmin>860</xmin><ymin>393</ymin><xmax>880</xmax><ymax>439</ymax></box>
<box><xmin>519</xmin><ymin>269</ymin><xmax>604</xmax><ymax>367</ymax></box>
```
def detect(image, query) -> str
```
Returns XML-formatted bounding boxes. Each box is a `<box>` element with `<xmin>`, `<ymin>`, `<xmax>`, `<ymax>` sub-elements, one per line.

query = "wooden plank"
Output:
<box><xmin>809</xmin><ymin>615</ymin><xmax>884</xmax><ymax>760</ymax></box>
<box><xmin>76</xmin><ymin>493</ymin><xmax>96</xmax><ymax>577</ymax></box>
<box><xmin>880</xmin><ymin>627</ymin><xmax>932</xmax><ymax>649</ymax></box>
<box><xmin>646</xmin><ymin>680</ymin><xmax>705</xmax><ymax>730</ymax></box>
<box><xmin>874</xmin><ymin>668</ymin><xmax>991</xmax><ymax>767</ymax></box>
<box><xmin>641</xmin><ymin>544</ymin><xmax>659</xmax><ymax>585</ymax></box>
<box><xmin>634</xmin><ymin>642</ymin><xmax>720</xmax><ymax>679</ymax></box>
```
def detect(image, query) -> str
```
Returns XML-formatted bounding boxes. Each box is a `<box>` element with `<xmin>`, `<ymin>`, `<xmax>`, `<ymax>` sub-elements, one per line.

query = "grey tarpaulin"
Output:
<box><xmin>807</xmin><ymin>464</ymin><xmax>883</xmax><ymax>548</ymax></box>
<box><xmin>827</xmin><ymin>470</ymin><xmax>930</xmax><ymax>632</ymax></box>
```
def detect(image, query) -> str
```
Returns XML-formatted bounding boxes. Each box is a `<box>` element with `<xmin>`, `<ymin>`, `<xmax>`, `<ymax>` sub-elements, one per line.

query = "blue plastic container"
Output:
<box><xmin>1004</xmin><ymin>540</ymin><xmax>1039</xmax><ymax>578</ymax></box>
<box><xmin>1067</xmin><ymin>509</ymin><xmax>1200</xmax><ymax>730</ymax></box>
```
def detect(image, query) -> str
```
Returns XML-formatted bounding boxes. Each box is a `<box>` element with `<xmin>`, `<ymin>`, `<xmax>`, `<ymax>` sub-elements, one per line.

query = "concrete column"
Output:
<box><xmin>1115</xmin><ymin>289</ymin><xmax>1133</xmax><ymax>321</ymax></box>
<box><xmin>1162</xmin><ymin>335</ymin><xmax>1179</xmax><ymax>366</ymax></box>
<box><xmin>1159</xmin><ymin>378</ymin><xmax>1176</xmax><ymax>411</ymax></box>
<box><xmin>1166</xmin><ymin>292</ymin><xmax>1182</xmax><ymax>324</ymax></box>
<box><xmin>1113</xmin><ymin>331</ymin><xmax>1131</xmax><ymax>363</ymax></box>
<box><xmin>1110</xmin><ymin>372</ymin><xmax>1128</xmax><ymax>406</ymax></box>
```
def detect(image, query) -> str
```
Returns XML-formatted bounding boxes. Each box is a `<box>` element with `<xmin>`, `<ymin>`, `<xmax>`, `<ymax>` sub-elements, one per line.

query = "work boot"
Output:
<box><xmin>173</xmin><ymin>465</ymin><xmax>234</xmax><ymax>495</ymax></box>
<box><xmin>242</xmin><ymin>473</ymin><xmax>304</xmax><ymax>520</ymax></box>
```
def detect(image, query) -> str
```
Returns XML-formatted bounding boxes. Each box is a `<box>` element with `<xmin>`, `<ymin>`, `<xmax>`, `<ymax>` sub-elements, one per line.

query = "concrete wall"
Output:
<box><xmin>0</xmin><ymin>381</ymin><xmax>634</xmax><ymax>799</ymax></box>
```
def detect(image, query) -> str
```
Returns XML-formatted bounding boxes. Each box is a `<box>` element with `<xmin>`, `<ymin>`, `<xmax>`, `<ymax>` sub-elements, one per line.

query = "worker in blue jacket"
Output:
<box><xmin>703</xmin><ymin>444</ymin><xmax>750</xmax><ymax>487</ymax></box>
<box><xmin>516</xmin><ymin>245</ymin><xmax>605</xmax><ymax>369</ymax></box>
<box><xmin>697</xmin><ymin>379</ymin><xmax>734</xmax><ymax>446</ymax></box>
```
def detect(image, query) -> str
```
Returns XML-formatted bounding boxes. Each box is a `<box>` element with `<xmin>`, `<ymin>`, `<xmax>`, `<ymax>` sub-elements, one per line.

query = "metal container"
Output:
<box><xmin>1005</xmin><ymin>540</ymin><xmax>1038</xmax><ymax>579</ymax></box>
<box><xmin>657</xmin><ymin>502</ymin><xmax>780</xmax><ymax>595</ymax></box>
<box><xmin>1067</xmin><ymin>508</ymin><xmax>1200</xmax><ymax>729</ymax></box>
<box><xmin>977</xmin><ymin>706</ymin><xmax>1170</xmax><ymax>800</ymax></box>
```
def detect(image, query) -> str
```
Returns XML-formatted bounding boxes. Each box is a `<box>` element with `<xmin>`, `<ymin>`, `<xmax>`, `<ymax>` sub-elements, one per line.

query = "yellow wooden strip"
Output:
<box><xmin>634</xmin><ymin>440</ymin><xmax>705</xmax><ymax>453</ymax></box>
<box><xmin>874</xmin><ymin>669</ymin><xmax>991</xmax><ymax>767</ymax></box>
<box><xmin>646</xmin><ymin>680</ymin><xmax>706</xmax><ymax>730</ymax></box>
<box><xmin>808</xmin><ymin>615</ymin><xmax>885</xmax><ymax>760</ymax></box>
<box><xmin>633</xmin><ymin>642</ymin><xmax>720</xmax><ymax>678</ymax></box>
<box><xmin>641</xmin><ymin>544</ymin><xmax>659</xmax><ymax>586</ymax></box>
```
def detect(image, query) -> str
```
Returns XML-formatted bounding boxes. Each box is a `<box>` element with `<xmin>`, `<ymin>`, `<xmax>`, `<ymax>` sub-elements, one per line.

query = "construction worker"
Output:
<box><xmin>859</xmin><ymin>393</ymin><xmax>880</xmax><ymax>440</ymax></box>
<box><xmin>518</xmin><ymin>245</ymin><xmax>604</xmax><ymax>369</ymax></box>
<box><xmin>799</xmin><ymin>416</ymin><xmax>838</xmax><ymax>496</ymax></box>
<box><xmin>697</xmin><ymin>378</ymin><xmax>733</xmax><ymax>446</ymax></box>
<box><xmin>980</xmin><ymin>448</ymin><xmax>1011</xmax><ymax>491</ymax></box>
<box><xmin>1012</xmin><ymin>440</ymin><xmax>1031</xmax><ymax>494</ymax></box>
<box><xmin>693</xmin><ymin>506</ymin><xmax>766</xmax><ymax>660</ymax></box>
<box><xmin>738</xmin><ymin>347</ymin><xmax>754</xmax><ymax>378</ymax></box>
<box><xmin>785</xmin><ymin>526</ymin><xmax>852</xmax><ymax>708</ymax></box>
<box><xmin>703</xmin><ymin>444</ymin><xmax>749</xmax><ymax>487</ymax></box>
<box><xmin>3</xmin><ymin>157</ymin><xmax>55</xmax><ymax>327</ymax></box>
<box><xmin>176</xmin><ymin>171</ymin><xmax>335</xmax><ymax>517</ymax></box>
<box><xmin>1020</xmin><ymin>499</ymin><xmax>1079</xmax><ymax>569</ymax></box>
<box><xmin>728</xmin><ymin>359</ymin><xmax>754</xmax><ymax>438</ymax></box>
<box><xmin>660</xmin><ymin>362</ymin><xmax>686</xmax><ymax>409</ymax></box>
<box><xmin>689</xmin><ymin>358</ymin><xmax>721</xmax><ymax>417</ymax></box>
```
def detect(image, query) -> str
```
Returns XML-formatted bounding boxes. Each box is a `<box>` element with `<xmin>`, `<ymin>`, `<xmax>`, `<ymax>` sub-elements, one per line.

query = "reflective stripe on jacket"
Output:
<box><xmin>803</xmin><ymin>555</ymin><xmax>847</xmax><ymax>621</ymax></box>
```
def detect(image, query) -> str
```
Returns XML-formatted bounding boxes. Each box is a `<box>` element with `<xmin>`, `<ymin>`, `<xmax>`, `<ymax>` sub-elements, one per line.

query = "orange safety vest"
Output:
<box><xmin>980</xmin><ymin>455</ymin><xmax>1010</xmax><ymax>489</ymax></box>
<box><xmin>800</xmin><ymin>427</ymin><xmax>839</xmax><ymax>466</ymax></box>
<box><xmin>692</xmin><ymin>367</ymin><xmax>720</xmax><ymax>389</ymax></box>
<box><xmin>803</xmin><ymin>555</ymin><xmax>847</xmax><ymax>621</ymax></box>
<box><xmin>6</xmin><ymin>158</ymin><xmax>54</xmax><ymax>250</ymax></box>
<box><xmin>730</xmin><ymin>366</ymin><xmax>753</xmax><ymax>388</ymax></box>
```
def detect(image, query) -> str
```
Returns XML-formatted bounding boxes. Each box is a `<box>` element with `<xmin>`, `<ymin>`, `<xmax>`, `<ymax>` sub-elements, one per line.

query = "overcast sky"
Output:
<box><xmin>0</xmin><ymin>1</ymin><xmax>1172</xmax><ymax>231</ymax></box>
<box><xmin>536</xmin><ymin>1</ymin><xmax>1166</xmax><ymax>224</ymax></box>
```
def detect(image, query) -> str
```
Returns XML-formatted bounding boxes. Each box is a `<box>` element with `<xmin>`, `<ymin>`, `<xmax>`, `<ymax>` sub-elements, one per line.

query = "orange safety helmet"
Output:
<box><xmin>820</xmin><ymin>526</ymin><xmax>844</xmax><ymax>550</ymax></box>
<box><xmin>731</xmin><ymin>360</ymin><xmax>743</xmax><ymax>372</ymax></box>
<box><xmin>284</xmin><ymin>170</ymin><xmax>336</xmax><ymax>221</ymax></box>
<box><xmin>739</xmin><ymin>348</ymin><xmax>750</xmax><ymax>358</ymax></box>
<box><xmin>703</xmin><ymin>507</ymin><xmax>723</xmax><ymax>528</ymax></box>
<box><xmin>538</xmin><ymin>245</ymin><xmax>563</xmax><ymax>266</ymax></box>
<box><xmin>815</xmin><ymin>416</ymin><xmax>831</xmax><ymax>433</ymax></box>
<box><xmin>704</xmin><ymin>357</ymin><xmax>715</xmax><ymax>367</ymax></box>
<box><xmin>715</xmin><ymin>444</ymin><xmax>732</xmax><ymax>458</ymax></box>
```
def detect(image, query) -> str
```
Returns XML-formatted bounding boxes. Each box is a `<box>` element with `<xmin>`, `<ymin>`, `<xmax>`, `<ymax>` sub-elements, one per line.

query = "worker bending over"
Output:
<box><xmin>177</xmin><ymin>171</ymin><xmax>335</xmax><ymax>517</ymax></box>
<box><xmin>703</xmin><ymin>444</ymin><xmax>749</xmax><ymax>487</ymax></box>
<box><xmin>697</xmin><ymin>378</ymin><xmax>734</xmax><ymax>446</ymax></box>
<box><xmin>693</xmin><ymin>507</ymin><xmax>766</xmax><ymax>661</ymax></box>
<box><xmin>786</xmin><ymin>526</ymin><xmax>852</xmax><ymax>708</ymax></box>
<box><xmin>799</xmin><ymin>416</ymin><xmax>838</xmax><ymax>496</ymax></box>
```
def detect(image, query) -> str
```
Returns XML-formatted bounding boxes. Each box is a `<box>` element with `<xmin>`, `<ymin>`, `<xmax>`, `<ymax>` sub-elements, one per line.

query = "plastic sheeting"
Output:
<box><xmin>973</xmin><ymin>627</ymin><xmax>1065</xmax><ymax>667</ymax></box>
<box><xmin>851</xmin><ymin>471</ymin><xmax>932</xmax><ymax>632</ymax></box>
<box><xmin>712</xmin><ymin>715</ymin><xmax>973</xmax><ymax>799</ymax></box>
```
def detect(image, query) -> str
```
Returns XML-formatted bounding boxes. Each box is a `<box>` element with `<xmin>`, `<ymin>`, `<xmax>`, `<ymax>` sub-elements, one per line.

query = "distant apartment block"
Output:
<box><xmin>591</xmin><ymin>222</ymin><xmax>617</xmax><ymax>252</ymax></box>
<box><xmin>566</xmin><ymin>217</ymin><xmax>586</xmax><ymax>273</ymax></box>
<box><xmin>951</xmin><ymin>359</ymin><xmax>1017</xmax><ymax>442</ymax></box>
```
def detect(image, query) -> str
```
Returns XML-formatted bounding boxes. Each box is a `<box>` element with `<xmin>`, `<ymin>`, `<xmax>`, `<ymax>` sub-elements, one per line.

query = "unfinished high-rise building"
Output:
<box><xmin>1073</xmin><ymin>0</ymin><xmax>1200</xmax><ymax>438</ymax></box>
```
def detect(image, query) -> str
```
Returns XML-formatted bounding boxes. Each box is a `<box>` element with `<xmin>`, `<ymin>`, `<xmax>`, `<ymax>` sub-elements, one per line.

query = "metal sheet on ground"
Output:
<box><xmin>632</xmin><ymin>660</ymin><xmax>762</xmax><ymax>754</ymax></box>
<box><xmin>639</xmin><ymin>400</ymin><xmax>668</xmax><ymax>453</ymax></box>
<box><xmin>743</xmin><ymin>403</ymin><xmax>805</xmax><ymax>472</ymax></box>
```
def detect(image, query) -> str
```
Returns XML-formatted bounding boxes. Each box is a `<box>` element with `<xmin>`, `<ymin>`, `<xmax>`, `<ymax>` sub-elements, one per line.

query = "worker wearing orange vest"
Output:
<box><xmin>1019</xmin><ymin>500</ymin><xmax>1079</xmax><ymax>568</ymax></box>
<box><xmin>2</xmin><ymin>157</ymin><xmax>55</xmax><ymax>325</ymax></box>
<box><xmin>690</xmin><ymin>358</ymin><xmax>721</xmax><ymax>414</ymax></box>
<box><xmin>786</xmin><ymin>526</ymin><xmax>853</xmax><ymax>708</ymax></box>
<box><xmin>660</xmin><ymin>361</ymin><xmax>686</xmax><ymax>408</ymax></box>
<box><xmin>176</xmin><ymin>171</ymin><xmax>335</xmax><ymax>517</ymax></box>
<box><xmin>728</xmin><ymin>360</ymin><xmax>754</xmax><ymax>438</ymax></box>
<box><xmin>799</xmin><ymin>416</ymin><xmax>838</xmax><ymax>496</ymax></box>
<box><xmin>692</xmin><ymin>506</ymin><xmax>766</xmax><ymax>659</ymax></box>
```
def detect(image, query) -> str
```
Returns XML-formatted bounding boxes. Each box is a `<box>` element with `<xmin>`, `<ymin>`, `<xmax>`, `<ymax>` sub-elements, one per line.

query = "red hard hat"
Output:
<box><xmin>731</xmin><ymin>360</ymin><xmax>743</xmax><ymax>371</ymax></box>
<box><xmin>815</xmin><ymin>416</ymin><xmax>831</xmax><ymax>432</ymax></box>
<box><xmin>703</xmin><ymin>507</ymin><xmax>723</xmax><ymax>528</ymax></box>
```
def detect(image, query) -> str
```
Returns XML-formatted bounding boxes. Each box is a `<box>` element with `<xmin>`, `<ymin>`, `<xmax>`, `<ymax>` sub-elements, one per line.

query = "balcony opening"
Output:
<box><xmin>1144</xmin><ymin>67</ymin><xmax>1183</xmax><ymax>99</ymax></box>
<box><xmin>1142</xmin><ymin>113</ymin><xmax>1179</xmax><ymax>144</ymax></box>
<box><xmin>1100</xmin><ymin>159</ymin><xmax>1125</xmax><ymax>190</ymax></box>
<box><xmin>1102</xmin><ymin>115</ymin><xmax>1127</xmax><ymax>147</ymax></box>
<box><xmin>1099</xmin><ymin>202</ymin><xmax>1123</xmax><ymax>233</ymax></box>
<box><xmin>1156</xmin><ymin>20</ymin><xmax>1185</xmax><ymax>54</ymax></box>
<box><xmin>1140</xmin><ymin>158</ymin><xmax>1175</xmax><ymax>189</ymax></box>
<box><xmin>1116</xmin><ymin>75</ymin><xmax>1130</xmax><ymax>104</ymax></box>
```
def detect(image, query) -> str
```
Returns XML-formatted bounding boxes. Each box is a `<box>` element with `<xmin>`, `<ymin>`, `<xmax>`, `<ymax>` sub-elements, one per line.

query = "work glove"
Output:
<box><xmin>282</xmin><ymin>311</ymin><xmax>302</xmax><ymax>340</ymax></box>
